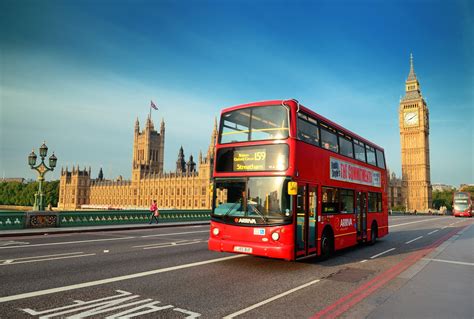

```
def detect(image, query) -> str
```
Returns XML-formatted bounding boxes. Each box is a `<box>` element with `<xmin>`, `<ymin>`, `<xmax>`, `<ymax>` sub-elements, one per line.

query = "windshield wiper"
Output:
<box><xmin>223</xmin><ymin>200</ymin><xmax>241</xmax><ymax>217</ymax></box>
<box><xmin>248</xmin><ymin>205</ymin><xmax>267</xmax><ymax>224</ymax></box>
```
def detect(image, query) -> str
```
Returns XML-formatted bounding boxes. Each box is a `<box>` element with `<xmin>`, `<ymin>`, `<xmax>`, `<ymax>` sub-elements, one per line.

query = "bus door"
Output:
<box><xmin>295</xmin><ymin>185</ymin><xmax>318</xmax><ymax>258</ymax></box>
<box><xmin>356</xmin><ymin>191</ymin><xmax>368</xmax><ymax>240</ymax></box>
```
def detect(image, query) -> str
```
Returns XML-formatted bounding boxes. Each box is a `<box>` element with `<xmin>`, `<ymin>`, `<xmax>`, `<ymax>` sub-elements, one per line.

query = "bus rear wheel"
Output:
<box><xmin>369</xmin><ymin>223</ymin><xmax>378</xmax><ymax>245</ymax></box>
<box><xmin>320</xmin><ymin>231</ymin><xmax>333</xmax><ymax>260</ymax></box>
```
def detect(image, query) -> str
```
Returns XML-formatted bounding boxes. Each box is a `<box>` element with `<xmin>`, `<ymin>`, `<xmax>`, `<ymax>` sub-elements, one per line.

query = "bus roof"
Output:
<box><xmin>220</xmin><ymin>99</ymin><xmax>384</xmax><ymax>151</ymax></box>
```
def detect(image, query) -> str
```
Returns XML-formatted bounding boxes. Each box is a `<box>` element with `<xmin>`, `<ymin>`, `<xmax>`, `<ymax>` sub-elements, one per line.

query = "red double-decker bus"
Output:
<box><xmin>208</xmin><ymin>99</ymin><xmax>388</xmax><ymax>260</ymax></box>
<box><xmin>453</xmin><ymin>192</ymin><xmax>472</xmax><ymax>217</ymax></box>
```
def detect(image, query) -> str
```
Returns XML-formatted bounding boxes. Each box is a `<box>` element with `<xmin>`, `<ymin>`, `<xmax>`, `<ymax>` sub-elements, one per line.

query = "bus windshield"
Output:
<box><xmin>219</xmin><ymin>105</ymin><xmax>289</xmax><ymax>144</ymax></box>
<box><xmin>454</xmin><ymin>200</ymin><xmax>469</xmax><ymax>211</ymax></box>
<box><xmin>213</xmin><ymin>177</ymin><xmax>291</xmax><ymax>224</ymax></box>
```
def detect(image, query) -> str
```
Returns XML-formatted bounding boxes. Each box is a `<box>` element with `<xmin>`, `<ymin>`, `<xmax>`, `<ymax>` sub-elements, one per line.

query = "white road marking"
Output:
<box><xmin>389</xmin><ymin>218</ymin><xmax>448</xmax><ymax>228</ymax></box>
<box><xmin>0</xmin><ymin>255</ymin><xmax>245</xmax><ymax>303</ymax></box>
<box><xmin>1</xmin><ymin>254</ymin><xmax>96</xmax><ymax>266</ymax></box>
<box><xmin>20</xmin><ymin>290</ymin><xmax>200</xmax><ymax>318</ymax></box>
<box><xmin>370</xmin><ymin>248</ymin><xmax>396</xmax><ymax>259</ymax></box>
<box><xmin>405</xmin><ymin>236</ymin><xmax>423</xmax><ymax>244</ymax></box>
<box><xmin>0</xmin><ymin>240</ymin><xmax>30</xmax><ymax>246</ymax></box>
<box><xmin>360</xmin><ymin>259</ymin><xmax>368</xmax><ymax>263</ymax></box>
<box><xmin>0</xmin><ymin>251</ymin><xmax>84</xmax><ymax>262</ymax></box>
<box><xmin>427</xmin><ymin>229</ymin><xmax>439</xmax><ymax>235</ymax></box>
<box><xmin>0</xmin><ymin>237</ymin><xmax>135</xmax><ymax>250</ymax></box>
<box><xmin>442</xmin><ymin>226</ymin><xmax>448</xmax><ymax>229</ymax></box>
<box><xmin>223</xmin><ymin>279</ymin><xmax>321</xmax><ymax>318</ymax></box>
<box><xmin>143</xmin><ymin>241</ymin><xmax>204</xmax><ymax>250</ymax></box>
<box><xmin>133</xmin><ymin>240</ymin><xmax>191</xmax><ymax>248</ymax></box>
<box><xmin>422</xmin><ymin>258</ymin><xmax>474</xmax><ymax>267</ymax></box>
<box><xmin>140</xmin><ymin>230</ymin><xmax>208</xmax><ymax>238</ymax></box>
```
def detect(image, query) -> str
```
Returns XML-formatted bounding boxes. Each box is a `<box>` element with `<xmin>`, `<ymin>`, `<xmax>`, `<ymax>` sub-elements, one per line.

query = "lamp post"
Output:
<box><xmin>28</xmin><ymin>142</ymin><xmax>57</xmax><ymax>211</ymax></box>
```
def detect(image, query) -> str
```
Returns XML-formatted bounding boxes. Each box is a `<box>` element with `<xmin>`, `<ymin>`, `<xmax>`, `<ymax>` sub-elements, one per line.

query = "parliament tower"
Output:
<box><xmin>399</xmin><ymin>54</ymin><xmax>432</xmax><ymax>212</ymax></box>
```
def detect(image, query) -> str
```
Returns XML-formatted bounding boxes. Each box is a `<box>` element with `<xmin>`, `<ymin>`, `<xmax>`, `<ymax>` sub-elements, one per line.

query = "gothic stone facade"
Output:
<box><xmin>58</xmin><ymin>116</ymin><xmax>217</xmax><ymax>210</ymax></box>
<box><xmin>399</xmin><ymin>54</ymin><xmax>432</xmax><ymax>212</ymax></box>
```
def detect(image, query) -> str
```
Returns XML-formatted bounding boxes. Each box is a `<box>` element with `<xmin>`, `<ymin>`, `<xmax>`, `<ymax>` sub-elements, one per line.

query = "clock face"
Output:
<box><xmin>404</xmin><ymin>112</ymin><xmax>419</xmax><ymax>126</ymax></box>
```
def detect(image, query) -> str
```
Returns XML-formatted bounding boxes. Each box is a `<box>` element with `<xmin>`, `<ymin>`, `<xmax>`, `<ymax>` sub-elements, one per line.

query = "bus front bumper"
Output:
<box><xmin>208</xmin><ymin>237</ymin><xmax>294</xmax><ymax>260</ymax></box>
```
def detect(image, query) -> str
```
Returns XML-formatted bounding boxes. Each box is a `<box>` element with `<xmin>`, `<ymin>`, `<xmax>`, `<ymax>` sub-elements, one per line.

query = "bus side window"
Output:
<box><xmin>322</xmin><ymin>187</ymin><xmax>339</xmax><ymax>214</ymax></box>
<box><xmin>320</xmin><ymin>126</ymin><xmax>338</xmax><ymax>153</ymax></box>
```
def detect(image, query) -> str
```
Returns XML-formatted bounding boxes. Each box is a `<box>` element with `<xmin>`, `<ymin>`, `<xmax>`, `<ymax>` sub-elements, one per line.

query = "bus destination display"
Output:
<box><xmin>216</xmin><ymin>144</ymin><xmax>288</xmax><ymax>172</ymax></box>
<box><xmin>233</xmin><ymin>149</ymin><xmax>266</xmax><ymax>171</ymax></box>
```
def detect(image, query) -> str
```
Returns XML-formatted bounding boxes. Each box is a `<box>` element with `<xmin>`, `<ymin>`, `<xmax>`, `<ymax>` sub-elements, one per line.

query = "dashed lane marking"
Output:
<box><xmin>427</xmin><ymin>229</ymin><xmax>439</xmax><ymax>235</ymax></box>
<box><xmin>1</xmin><ymin>252</ymin><xmax>96</xmax><ymax>266</ymax></box>
<box><xmin>405</xmin><ymin>236</ymin><xmax>423</xmax><ymax>244</ymax></box>
<box><xmin>143</xmin><ymin>241</ymin><xmax>204</xmax><ymax>250</ymax></box>
<box><xmin>0</xmin><ymin>237</ymin><xmax>136</xmax><ymax>250</ymax></box>
<box><xmin>370</xmin><ymin>248</ymin><xmax>396</xmax><ymax>259</ymax></box>
<box><xmin>389</xmin><ymin>218</ymin><xmax>449</xmax><ymax>228</ymax></box>
<box><xmin>140</xmin><ymin>230</ymin><xmax>209</xmax><ymax>238</ymax></box>
<box><xmin>223</xmin><ymin>279</ymin><xmax>321</xmax><ymax>318</ymax></box>
<box><xmin>0</xmin><ymin>255</ymin><xmax>245</xmax><ymax>303</ymax></box>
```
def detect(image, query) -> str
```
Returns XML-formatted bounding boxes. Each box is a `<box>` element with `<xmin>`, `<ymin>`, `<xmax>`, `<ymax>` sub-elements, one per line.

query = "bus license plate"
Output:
<box><xmin>234</xmin><ymin>246</ymin><xmax>253</xmax><ymax>253</ymax></box>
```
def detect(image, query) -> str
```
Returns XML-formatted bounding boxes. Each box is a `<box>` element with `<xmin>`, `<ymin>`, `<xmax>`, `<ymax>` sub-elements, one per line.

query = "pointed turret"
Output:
<box><xmin>176</xmin><ymin>146</ymin><xmax>186</xmax><ymax>173</ymax></box>
<box><xmin>186</xmin><ymin>155</ymin><xmax>196</xmax><ymax>173</ymax></box>
<box><xmin>135</xmin><ymin>117</ymin><xmax>140</xmax><ymax>134</ymax></box>
<box><xmin>407</xmin><ymin>53</ymin><xmax>417</xmax><ymax>81</ymax></box>
<box><xmin>98</xmin><ymin>167</ymin><xmax>104</xmax><ymax>181</ymax></box>
<box><xmin>402</xmin><ymin>53</ymin><xmax>423</xmax><ymax>102</ymax></box>
<box><xmin>160</xmin><ymin>118</ymin><xmax>165</xmax><ymax>133</ymax></box>
<box><xmin>206</xmin><ymin>117</ymin><xmax>218</xmax><ymax>161</ymax></box>
<box><xmin>145</xmin><ymin>114</ymin><xmax>154</xmax><ymax>130</ymax></box>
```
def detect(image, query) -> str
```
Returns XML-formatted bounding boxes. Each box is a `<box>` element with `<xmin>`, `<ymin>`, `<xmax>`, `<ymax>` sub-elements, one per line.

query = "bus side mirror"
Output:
<box><xmin>288</xmin><ymin>182</ymin><xmax>298</xmax><ymax>195</ymax></box>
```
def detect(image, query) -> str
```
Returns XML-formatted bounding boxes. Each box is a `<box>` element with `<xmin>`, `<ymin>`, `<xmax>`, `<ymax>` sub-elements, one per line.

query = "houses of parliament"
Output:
<box><xmin>58</xmin><ymin>116</ymin><xmax>217</xmax><ymax>210</ymax></box>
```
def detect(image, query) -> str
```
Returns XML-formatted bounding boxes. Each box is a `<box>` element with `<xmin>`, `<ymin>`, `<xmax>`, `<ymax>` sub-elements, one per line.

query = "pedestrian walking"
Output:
<box><xmin>149</xmin><ymin>200</ymin><xmax>159</xmax><ymax>224</ymax></box>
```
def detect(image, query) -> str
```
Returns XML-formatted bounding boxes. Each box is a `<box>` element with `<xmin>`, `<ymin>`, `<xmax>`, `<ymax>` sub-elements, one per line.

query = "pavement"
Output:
<box><xmin>364</xmin><ymin>221</ymin><xmax>474</xmax><ymax>319</ymax></box>
<box><xmin>0</xmin><ymin>221</ymin><xmax>210</xmax><ymax>237</ymax></box>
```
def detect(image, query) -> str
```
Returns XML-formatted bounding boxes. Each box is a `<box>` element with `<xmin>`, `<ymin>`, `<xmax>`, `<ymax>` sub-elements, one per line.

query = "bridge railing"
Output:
<box><xmin>0</xmin><ymin>210</ymin><xmax>211</xmax><ymax>230</ymax></box>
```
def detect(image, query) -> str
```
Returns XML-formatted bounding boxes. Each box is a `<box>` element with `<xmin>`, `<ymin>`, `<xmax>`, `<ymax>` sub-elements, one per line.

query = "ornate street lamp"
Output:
<box><xmin>28</xmin><ymin>142</ymin><xmax>58</xmax><ymax>211</ymax></box>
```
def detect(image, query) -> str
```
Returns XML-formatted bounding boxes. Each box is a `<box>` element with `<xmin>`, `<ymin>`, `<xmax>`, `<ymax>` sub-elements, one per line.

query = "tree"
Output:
<box><xmin>432</xmin><ymin>189</ymin><xmax>454</xmax><ymax>211</ymax></box>
<box><xmin>0</xmin><ymin>181</ymin><xmax>59</xmax><ymax>207</ymax></box>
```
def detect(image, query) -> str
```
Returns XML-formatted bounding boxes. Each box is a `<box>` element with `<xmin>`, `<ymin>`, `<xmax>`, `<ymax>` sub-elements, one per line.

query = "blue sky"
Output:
<box><xmin>1</xmin><ymin>0</ymin><xmax>472</xmax><ymax>187</ymax></box>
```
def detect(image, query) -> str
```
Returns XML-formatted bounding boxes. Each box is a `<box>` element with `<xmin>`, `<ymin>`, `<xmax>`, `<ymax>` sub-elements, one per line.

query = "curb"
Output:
<box><xmin>0</xmin><ymin>221</ymin><xmax>210</xmax><ymax>237</ymax></box>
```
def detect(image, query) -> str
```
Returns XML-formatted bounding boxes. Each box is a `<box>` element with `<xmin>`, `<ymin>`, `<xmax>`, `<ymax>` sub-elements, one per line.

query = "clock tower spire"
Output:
<box><xmin>399</xmin><ymin>54</ymin><xmax>432</xmax><ymax>212</ymax></box>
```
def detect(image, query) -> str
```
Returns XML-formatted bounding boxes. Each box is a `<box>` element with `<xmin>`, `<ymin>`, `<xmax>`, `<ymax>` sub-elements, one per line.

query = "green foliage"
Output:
<box><xmin>0</xmin><ymin>181</ymin><xmax>59</xmax><ymax>207</ymax></box>
<box><xmin>391</xmin><ymin>205</ymin><xmax>406</xmax><ymax>212</ymax></box>
<box><xmin>432</xmin><ymin>189</ymin><xmax>454</xmax><ymax>211</ymax></box>
<box><xmin>460</xmin><ymin>185</ymin><xmax>474</xmax><ymax>194</ymax></box>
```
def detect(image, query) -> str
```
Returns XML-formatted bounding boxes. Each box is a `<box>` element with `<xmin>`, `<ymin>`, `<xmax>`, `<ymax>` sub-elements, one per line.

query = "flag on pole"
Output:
<box><xmin>150</xmin><ymin>100</ymin><xmax>158</xmax><ymax>110</ymax></box>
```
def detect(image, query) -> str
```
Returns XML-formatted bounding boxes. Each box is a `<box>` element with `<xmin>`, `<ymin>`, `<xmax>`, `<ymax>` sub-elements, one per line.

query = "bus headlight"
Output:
<box><xmin>212</xmin><ymin>228</ymin><xmax>220</xmax><ymax>236</ymax></box>
<box><xmin>271</xmin><ymin>232</ymin><xmax>280</xmax><ymax>241</ymax></box>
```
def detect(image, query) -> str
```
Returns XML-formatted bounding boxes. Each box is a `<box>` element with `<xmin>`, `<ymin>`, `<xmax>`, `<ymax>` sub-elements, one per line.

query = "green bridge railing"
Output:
<box><xmin>0</xmin><ymin>210</ymin><xmax>211</xmax><ymax>230</ymax></box>
<box><xmin>58</xmin><ymin>210</ymin><xmax>211</xmax><ymax>227</ymax></box>
<box><xmin>0</xmin><ymin>212</ymin><xmax>26</xmax><ymax>230</ymax></box>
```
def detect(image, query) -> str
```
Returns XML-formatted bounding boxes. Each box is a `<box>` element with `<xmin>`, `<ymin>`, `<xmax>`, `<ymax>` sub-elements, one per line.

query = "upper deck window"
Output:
<box><xmin>366</xmin><ymin>145</ymin><xmax>377</xmax><ymax>166</ymax></box>
<box><xmin>376</xmin><ymin>149</ymin><xmax>386</xmax><ymax>169</ymax></box>
<box><xmin>297</xmin><ymin>113</ymin><xmax>320</xmax><ymax>146</ymax></box>
<box><xmin>320</xmin><ymin>123</ymin><xmax>338</xmax><ymax>153</ymax></box>
<box><xmin>220</xmin><ymin>105</ymin><xmax>289</xmax><ymax>144</ymax></box>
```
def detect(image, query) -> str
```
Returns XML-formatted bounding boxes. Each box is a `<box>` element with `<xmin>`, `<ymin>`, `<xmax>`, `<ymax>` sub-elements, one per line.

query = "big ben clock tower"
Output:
<box><xmin>399</xmin><ymin>54</ymin><xmax>432</xmax><ymax>212</ymax></box>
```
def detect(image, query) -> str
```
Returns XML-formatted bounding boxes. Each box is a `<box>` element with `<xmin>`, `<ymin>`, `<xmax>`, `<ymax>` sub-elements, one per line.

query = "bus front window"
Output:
<box><xmin>213</xmin><ymin>177</ymin><xmax>292</xmax><ymax>224</ymax></box>
<box><xmin>220</xmin><ymin>105</ymin><xmax>289</xmax><ymax>144</ymax></box>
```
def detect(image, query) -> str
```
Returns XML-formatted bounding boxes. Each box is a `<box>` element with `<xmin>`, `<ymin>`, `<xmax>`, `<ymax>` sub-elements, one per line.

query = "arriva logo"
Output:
<box><xmin>235</xmin><ymin>218</ymin><xmax>257</xmax><ymax>224</ymax></box>
<box><xmin>340</xmin><ymin>218</ymin><xmax>353</xmax><ymax>227</ymax></box>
